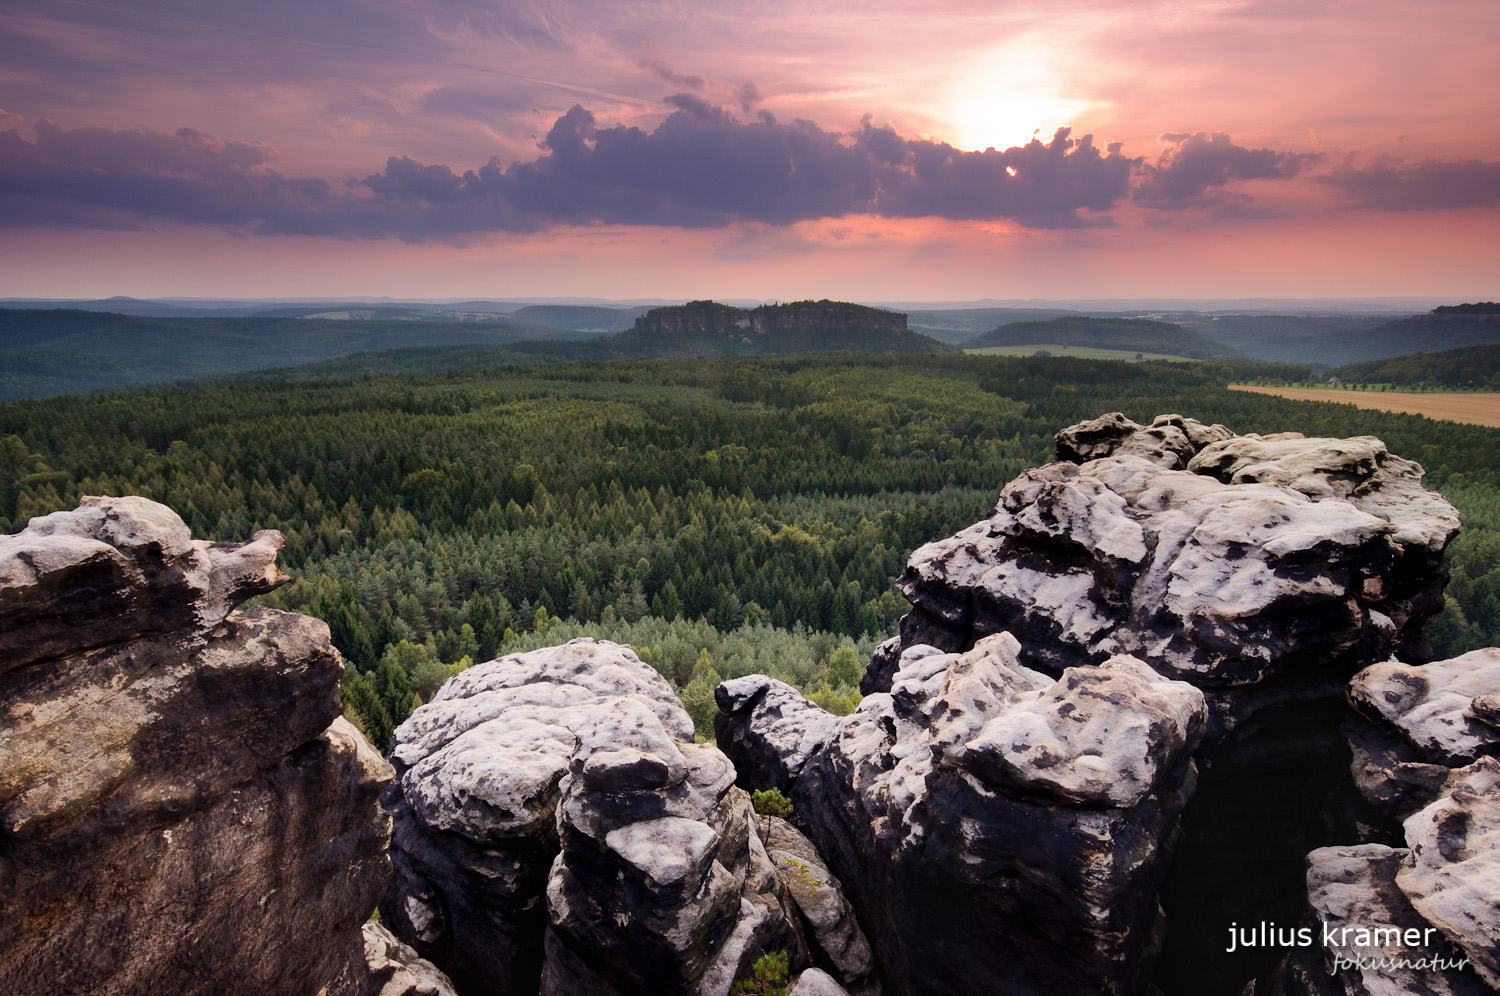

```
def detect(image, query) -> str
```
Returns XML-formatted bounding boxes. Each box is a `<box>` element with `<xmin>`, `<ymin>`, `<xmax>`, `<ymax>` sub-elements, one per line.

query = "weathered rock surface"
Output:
<box><xmin>891</xmin><ymin>414</ymin><xmax>1459</xmax><ymax>719</ymax></box>
<box><xmin>0</xmin><ymin>497</ymin><xmax>403</xmax><ymax>996</ymax></box>
<box><xmin>1279</xmin><ymin>843</ymin><xmax>1488</xmax><ymax>996</ymax></box>
<box><xmin>763</xmin><ymin>816</ymin><xmax>878</xmax><ymax>995</ymax></box>
<box><xmin>789</xmin><ymin>968</ymin><xmax>854</xmax><ymax>996</ymax></box>
<box><xmin>719</xmin><ymin>633</ymin><xmax>1206</xmax><ymax>996</ymax></box>
<box><xmin>715</xmin><ymin>678</ymin><xmax>841</xmax><ymax>794</ymax></box>
<box><xmin>380</xmin><ymin>638</ymin><xmax>805</xmax><ymax>996</ymax></box>
<box><xmin>1347</xmin><ymin>651</ymin><xmax>1500</xmax><ymax>818</ymax></box>
<box><xmin>1397</xmin><ymin>758</ymin><xmax>1500</xmax><ymax>988</ymax></box>
<box><xmin>362</xmin><ymin>923</ymin><xmax>460</xmax><ymax>996</ymax></box>
<box><xmin>865</xmin><ymin>414</ymin><xmax>1465</xmax><ymax>994</ymax></box>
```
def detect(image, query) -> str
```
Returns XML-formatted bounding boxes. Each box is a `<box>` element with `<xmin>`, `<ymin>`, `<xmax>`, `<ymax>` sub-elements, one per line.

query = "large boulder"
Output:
<box><xmin>0</xmin><ymin>497</ymin><xmax>402</xmax><ymax>996</ymax></box>
<box><xmin>718</xmin><ymin>633</ymin><xmax>1207</xmax><ymax>996</ymax></box>
<box><xmin>379</xmin><ymin>638</ymin><xmax>805</xmax><ymax>996</ymax></box>
<box><xmin>872</xmin><ymin>414</ymin><xmax>1462</xmax><ymax>994</ymax></box>
<box><xmin>1346</xmin><ymin>650</ymin><xmax>1500</xmax><ymax>819</ymax></box>
<box><xmin>894</xmin><ymin>415</ymin><xmax>1458</xmax><ymax>719</ymax></box>
<box><xmin>762</xmin><ymin>816</ymin><xmax>878</xmax><ymax>995</ymax></box>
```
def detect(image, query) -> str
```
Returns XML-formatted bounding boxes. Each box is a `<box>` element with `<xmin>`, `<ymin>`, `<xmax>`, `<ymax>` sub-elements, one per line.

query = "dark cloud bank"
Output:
<box><xmin>0</xmin><ymin>101</ymin><xmax>1492</xmax><ymax>239</ymax></box>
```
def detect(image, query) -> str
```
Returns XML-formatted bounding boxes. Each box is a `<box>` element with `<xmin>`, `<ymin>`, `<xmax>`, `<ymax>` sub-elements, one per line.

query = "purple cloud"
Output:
<box><xmin>1135</xmin><ymin>131</ymin><xmax>1319</xmax><ymax>211</ymax></box>
<box><xmin>0</xmin><ymin>103</ymin><xmax>1139</xmax><ymax>236</ymax></box>
<box><xmin>1319</xmin><ymin>157</ymin><xmax>1500</xmax><ymax>210</ymax></box>
<box><xmin>0</xmin><ymin>121</ymin><xmax>333</xmax><ymax>230</ymax></box>
<box><xmin>641</xmin><ymin>61</ymin><xmax>706</xmax><ymax>90</ymax></box>
<box><xmin>3</xmin><ymin>106</ymin><xmax>1487</xmax><ymax>241</ymax></box>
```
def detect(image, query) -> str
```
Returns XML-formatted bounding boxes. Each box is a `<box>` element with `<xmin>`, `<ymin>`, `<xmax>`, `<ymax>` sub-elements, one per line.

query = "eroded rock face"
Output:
<box><xmin>719</xmin><ymin>633</ymin><xmax>1207</xmax><ymax>996</ymax></box>
<box><xmin>765</xmin><ymin>416</ymin><xmax>1465</xmax><ymax>996</ymax></box>
<box><xmin>362</xmin><ymin>922</ymin><xmax>461</xmax><ymax>996</ymax></box>
<box><xmin>1346</xmin><ymin>650</ymin><xmax>1500</xmax><ymax>818</ymax></box>
<box><xmin>0</xmin><ymin>497</ymin><xmax>400</xmax><ymax>996</ymax></box>
<box><xmin>1281</xmin><ymin>843</ymin><xmax>1488</xmax><ymax>996</ymax></box>
<box><xmin>1397</xmin><ymin>758</ymin><xmax>1500</xmax><ymax>988</ymax></box>
<box><xmin>1279</xmin><ymin>652</ymin><xmax>1500</xmax><ymax>996</ymax></box>
<box><xmin>763</xmin><ymin>816</ymin><xmax>878</xmax><ymax>995</ymax></box>
<box><xmin>892</xmin><ymin>414</ymin><xmax>1459</xmax><ymax>722</ymax></box>
<box><xmin>380</xmin><ymin>638</ymin><xmax>804</xmax><ymax>996</ymax></box>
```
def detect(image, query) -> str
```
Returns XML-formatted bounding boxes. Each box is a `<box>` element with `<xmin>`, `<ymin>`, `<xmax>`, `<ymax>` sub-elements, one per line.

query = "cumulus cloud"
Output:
<box><xmin>4</xmin><ymin>107</ymin><xmax>1487</xmax><ymax>241</ymax></box>
<box><xmin>0</xmin><ymin>104</ymin><xmax>1140</xmax><ymax>236</ymax></box>
<box><xmin>1134</xmin><ymin>131</ymin><xmax>1319</xmax><ymax>212</ymax></box>
<box><xmin>0</xmin><ymin>121</ymin><xmax>334</xmax><ymax>231</ymax></box>
<box><xmin>1319</xmin><ymin>157</ymin><xmax>1500</xmax><ymax>210</ymax></box>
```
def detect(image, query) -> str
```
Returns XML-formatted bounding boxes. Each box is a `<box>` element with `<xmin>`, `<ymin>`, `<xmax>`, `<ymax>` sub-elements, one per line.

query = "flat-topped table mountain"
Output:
<box><xmin>611</xmin><ymin>300</ymin><xmax>953</xmax><ymax>356</ymax></box>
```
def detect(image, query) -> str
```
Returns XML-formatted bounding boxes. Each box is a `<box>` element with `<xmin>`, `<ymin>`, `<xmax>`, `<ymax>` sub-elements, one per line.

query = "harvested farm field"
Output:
<box><xmin>1229</xmin><ymin>385</ymin><xmax>1500</xmax><ymax>428</ymax></box>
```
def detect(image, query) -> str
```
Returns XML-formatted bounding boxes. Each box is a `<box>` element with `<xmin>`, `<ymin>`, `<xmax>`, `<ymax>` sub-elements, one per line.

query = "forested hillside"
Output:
<box><xmin>963</xmin><ymin>317</ymin><xmax>1235</xmax><ymax>358</ymax></box>
<box><xmin>3</xmin><ymin>354</ymin><xmax>1496</xmax><ymax>744</ymax></box>
<box><xmin>0</xmin><ymin>309</ymin><xmax>584</xmax><ymax>400</ymax></box>
<box><xmin>1329</xmin><ymin>344</ymin><xmax>1500</xmax><ymax>389</ymax></box>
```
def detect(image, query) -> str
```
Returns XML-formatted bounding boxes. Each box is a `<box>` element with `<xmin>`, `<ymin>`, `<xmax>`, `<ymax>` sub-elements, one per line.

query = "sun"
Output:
<box><xmin>941</xmin><ymin>44</ymin><xmax>1098</xmax><ymax>152</ymax></box>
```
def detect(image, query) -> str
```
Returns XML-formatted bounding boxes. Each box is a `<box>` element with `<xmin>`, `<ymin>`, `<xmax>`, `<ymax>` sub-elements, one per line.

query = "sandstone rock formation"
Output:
<box><xmin>894</xmin><ymin>414</ymin><xmax>1459</xmax><ymax>722</ymax></box>
<box><xmin>379</xmin><ymin>638</ymin><xmax>805</xmax><ymax>996</ymax></box>
<box><xmin>762</xmin><ymin>816</ymin><xmax>878</xmax><ymax>995</ymax></box>
<box><xmin>861</xmin><ymin>413</ymin><xmax>1465</xmax><ymax>993</ymax></box>
<box><xmin>1277</xmin><ymin>651</ymin><xmax>1500</xmax><ymax>996</ymax></box>
<box><xmin>617</xmin><ymin>300</ymin><xmax>937</xmax><ymax>356</ymax></box>
<box><xmin>0</xmin><ymin>496</ymin><xmax>407</xmax><ymax>996</ymax></box>
<box><xmin>1346</xmin><ymin>650</ymin><xmax>1500</xmax><ymax>818</ymax></box>
<box><xmin>788</xmin><ymin>968</ymin><xmax>854</xmax><ymax>996</ymax></box>
<box><xmin>717</xmin><ymin>633</ymin><xmax>1207</xmax><ymax>996</ymax></box>
<box><xmin>363</xmin><ymin>922</ymin><xmax>461</xmax><ymax>996</ymax></box>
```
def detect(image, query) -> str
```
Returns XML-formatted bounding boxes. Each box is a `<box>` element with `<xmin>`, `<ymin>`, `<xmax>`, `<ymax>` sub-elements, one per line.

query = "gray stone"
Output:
<box><xmin>789</xmin><ymin>968</ymin><xmax>854</xmax><ymax>996</ymax></box>
<box><xmin>1351</xmin><ymin>651</ymin><xmax>1500</xmax><ymax>766</ymax></box>
<box><xmin>715</xmin><ymin>676</ymin><xmax>842</xmax><ymax>793</ymax></box>
<box><xmin>1286</xmin><ymin>843</ymin><xmax>1488</xmax><ymax>996</ymax></box>
<box><xmin>381</xmin><ymin>638</ymin><xmax>804</xmax><ymax>996</ymax></box>
<box><xmin>1397</xmin><ymin>758</ymin><xmax>1500</xmax><ymax>988</ymax></box>
<box><xmin>764</xmin><ymin>816</ymin><xmax>878</xmax><ymax>994</ymax></box>
<box><xmin>719</xmin><ymin>633</ymin><xmax>1206</xmax><ymax>996</ymax></box>
<box><xmin>362</xmin><ymin>921</ymin><xmax>459</xmax><ymax>996</ymax></box>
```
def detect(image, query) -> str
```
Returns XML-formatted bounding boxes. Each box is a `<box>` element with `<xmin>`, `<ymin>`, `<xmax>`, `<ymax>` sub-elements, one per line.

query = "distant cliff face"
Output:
<box><xmin>617</xmin><ymin>300</ymin><xmax>938</xmax><ymax>355</ymax></box>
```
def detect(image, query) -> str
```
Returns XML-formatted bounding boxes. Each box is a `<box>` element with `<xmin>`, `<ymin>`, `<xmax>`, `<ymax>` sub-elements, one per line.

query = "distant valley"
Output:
<box><xmin>3</xmin><ymin>297</ymin><xmax>1499</xmax><ymax>402</ymax></box>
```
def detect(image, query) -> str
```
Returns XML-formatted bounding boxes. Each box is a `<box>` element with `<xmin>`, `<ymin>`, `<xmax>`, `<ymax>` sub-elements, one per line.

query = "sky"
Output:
<box><xmin>0</xmin><ymin>0</ymin><xmax>1497</xmax><ymax>302</ymax></box>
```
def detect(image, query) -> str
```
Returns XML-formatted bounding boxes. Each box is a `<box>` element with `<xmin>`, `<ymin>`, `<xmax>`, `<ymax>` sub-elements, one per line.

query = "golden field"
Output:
<box><xmin>1229</xmin><ymin>386</ymin><xmax>1500</xmax><ymax>428</ymax></box>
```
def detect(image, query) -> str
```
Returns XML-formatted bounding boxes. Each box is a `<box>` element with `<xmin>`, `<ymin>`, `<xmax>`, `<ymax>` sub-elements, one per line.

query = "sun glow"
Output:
<box><xmin>941</xmin><ymin>44</ymin><xmax>1098</xmax><ymax>152</ymax></box>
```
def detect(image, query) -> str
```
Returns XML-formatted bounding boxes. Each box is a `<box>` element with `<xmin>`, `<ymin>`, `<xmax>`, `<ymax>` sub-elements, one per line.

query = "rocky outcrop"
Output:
<box><xmin>715</xmin><ymin>678</ymin><xmax>841</xmax><ymax>794</ymax></box>
<box><xmin>762</xmin><ymin>816</ymin><xmax>878</xmax><ymax>995</ymax></box>
<box><xmin>1346</xmin><ymin>650</ymin><xmax>1500</xmax><ymax>819</ymax></box>
<box><xmin>617</xmin><ymin>300</ymin><xmax>939</xmax><ymax>356</ymax></box>
<box><xmin>1276</xmin><ymin>651</ymin><xmax>1500</xmax><ymax>996</ymax></box>
<box><xmin>893</xmin><ymin>414</ymin><xmax>1459</xmax><ymax>724</ymax></box>
<box><xmin>379</xmin><ymin>638</ymin><xmax>805</xmax><ymax>996</ymax></box>
<box><xmin>789</xmin><ymin>968</ymin><xmax>853</xmax><ymax>996</ymax></box>
<box><xmin>1280</xmin><ymin>843</ymin><xmax>1488</xmax><ymax>996</ymax></box>
<box><xmin>0</xmin><ymin>496</ymin><xmax>404</xmax><ymax>996</ymax></box>
<box><xmin>718</xmin><ymin>633</ymin><xmax>1207</xmax><ymax>996</ymax></box>
<box><xmin>362</xmin><ymin>922</ymin><xmax>460</xmax><ymax>996</ymax></box>
<box><xmin>723</xmin><ymin>415</ymin><xmax>1466</xmax><ymax>996</ymax></box>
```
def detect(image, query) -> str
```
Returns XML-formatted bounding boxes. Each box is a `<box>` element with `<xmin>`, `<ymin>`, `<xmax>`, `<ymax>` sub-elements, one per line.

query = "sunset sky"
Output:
<box><xmin>1</xmin><ymin>0</ymin><xmax>1497</xmax><ymax>302</ymax></box>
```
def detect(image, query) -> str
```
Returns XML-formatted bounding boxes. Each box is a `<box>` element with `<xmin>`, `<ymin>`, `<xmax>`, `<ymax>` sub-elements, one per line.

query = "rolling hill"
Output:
<box><xmin>0</xmin><ymin>309</ymin><xmax>588</xmax><ymax>401</ymax></box>
<box><xmin>1328</xmin><ymin>343</ymin><xmax>1500</xmax><ymax>389</ymax></box>
<box><xmin>962</xmin><ymin>317</ymin><xmax>1237</xmax><ymax>359</ymax></box>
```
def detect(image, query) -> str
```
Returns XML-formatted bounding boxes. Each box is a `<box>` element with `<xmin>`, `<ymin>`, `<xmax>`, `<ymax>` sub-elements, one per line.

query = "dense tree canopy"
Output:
<box><xmin>3</xmin><ymin>352</ymin><xmax>1496</xmax><ymax>742</ymax></box>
